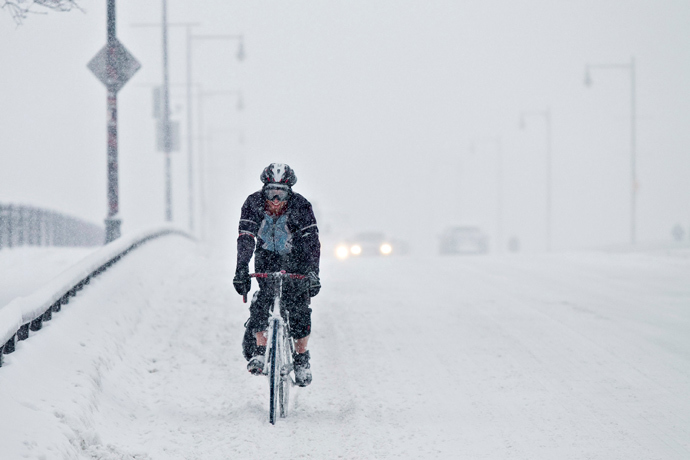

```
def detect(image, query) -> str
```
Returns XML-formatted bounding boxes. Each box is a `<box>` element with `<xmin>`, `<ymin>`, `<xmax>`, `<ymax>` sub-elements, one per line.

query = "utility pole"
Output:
<box><xmin>106</xmin><ymin>0</ymin><xmax>120</xmax><ymax>235</ymax></box>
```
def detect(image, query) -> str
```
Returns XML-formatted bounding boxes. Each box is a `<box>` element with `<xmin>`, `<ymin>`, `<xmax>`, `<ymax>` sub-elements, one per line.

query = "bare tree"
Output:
<box><xmin>1</xmin><ymin>0</ymin><xmax>81</xmax><ymax>24</ymax></box>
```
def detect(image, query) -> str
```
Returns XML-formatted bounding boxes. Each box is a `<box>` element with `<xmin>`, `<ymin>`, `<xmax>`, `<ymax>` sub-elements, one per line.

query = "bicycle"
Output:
<box><xmin>243</xmin><ymin>270</ymin><xmax>308</xmax><ymax>424</ymax></box>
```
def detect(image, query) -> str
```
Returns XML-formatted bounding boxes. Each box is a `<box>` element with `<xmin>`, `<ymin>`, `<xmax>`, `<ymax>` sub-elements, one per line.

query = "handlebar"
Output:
<box><xmin>242</xmin><ymin>270</ymin><xmax>307</xmax><ymax>303</ymax></box>
<box><xmin>251</xmin><ymin>271</ymin><xmax>307</xmax><ymax>280</ymax></box>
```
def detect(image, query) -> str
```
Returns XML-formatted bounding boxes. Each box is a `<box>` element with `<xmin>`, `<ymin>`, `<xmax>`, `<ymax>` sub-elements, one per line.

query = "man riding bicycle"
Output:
<box><xmin>233</xmin><ymin>163</ymin><xmax>321</xmax><ymax>387</ymax></box>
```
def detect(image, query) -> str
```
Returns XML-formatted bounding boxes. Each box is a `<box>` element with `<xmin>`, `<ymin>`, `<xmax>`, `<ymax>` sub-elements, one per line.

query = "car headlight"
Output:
<box><xmin>335</xmin><ymin>245</ymin><xmax>349</xmax><ymax>259</ymax></box>
<box><xmin>379</xmin><ymin>243</ymin><xmax>392</xmax><ymax>255</ymax></box>
<box><xmin>350</xmin><ymin>244</ymin><xmax>362</xmax><ymax>255</ymax></box>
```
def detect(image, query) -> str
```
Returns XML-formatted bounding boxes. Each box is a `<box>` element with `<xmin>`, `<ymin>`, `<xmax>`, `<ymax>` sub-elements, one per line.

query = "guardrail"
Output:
<box><xmin>0</xmin><ymin>226</ymin><xmax>192</xmax><ymax>367</ymax></box>
<box><xmin>0</xmin><ymin>203</ymin><xmax>104</xmax><ymax>249</ymax></box>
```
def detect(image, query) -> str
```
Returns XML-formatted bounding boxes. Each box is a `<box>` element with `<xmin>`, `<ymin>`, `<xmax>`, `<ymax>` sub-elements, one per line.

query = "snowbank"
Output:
<box><xmin>0</xmin><ymin>225</ymin><xmax>191</xmax><ymax>350</ymax></box>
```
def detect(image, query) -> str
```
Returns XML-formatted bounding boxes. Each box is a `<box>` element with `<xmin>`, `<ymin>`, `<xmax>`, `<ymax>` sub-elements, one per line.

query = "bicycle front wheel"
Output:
<box><xmin>268</xmin><ymin>319</ymin><xmax>280</xmax><ymax>425</ymax></box>
<box><xmin>279</xmin><ymin>329</ymin><xmax>291</xmax><ymax>418</ymax></box>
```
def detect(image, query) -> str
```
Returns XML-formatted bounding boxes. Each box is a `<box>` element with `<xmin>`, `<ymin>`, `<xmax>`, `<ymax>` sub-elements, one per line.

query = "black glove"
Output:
<box><xmin>233</xmin><ymin>265</ymin><xmax>251</xmax><ymax>296</ymax></box>
<box><xmin>307</xmin><ymin>271</ymin><xmax>321</xmax><ymax>297</ymax></box>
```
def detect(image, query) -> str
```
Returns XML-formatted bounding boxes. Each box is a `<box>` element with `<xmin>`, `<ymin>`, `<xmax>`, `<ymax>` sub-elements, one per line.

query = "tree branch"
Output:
<box><xmin>1</xmin><ymin>0</ymin><xmax>82</xmax><ymax>24</ymax></box>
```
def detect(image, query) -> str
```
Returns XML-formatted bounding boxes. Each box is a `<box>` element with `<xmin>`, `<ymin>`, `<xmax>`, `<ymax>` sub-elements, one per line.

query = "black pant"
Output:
<box><xmin>242</xmin><ymin>277</ymin><xmax>311</xmax><ymax>360</ymax></box>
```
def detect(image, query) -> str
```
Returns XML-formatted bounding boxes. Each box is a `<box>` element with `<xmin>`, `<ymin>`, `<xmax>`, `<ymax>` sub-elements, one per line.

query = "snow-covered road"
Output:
<box><xmin>1</xmin><ymin>235</ymin><xmax>689</xmax><ymax>459</ymax></box>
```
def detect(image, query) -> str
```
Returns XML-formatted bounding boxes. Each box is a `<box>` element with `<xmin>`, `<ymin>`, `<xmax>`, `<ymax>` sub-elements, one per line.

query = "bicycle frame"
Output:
<box><xmin>249</xmin><ymin>271</ymin><xmax>306</xmax><ymax>424</ymax></box>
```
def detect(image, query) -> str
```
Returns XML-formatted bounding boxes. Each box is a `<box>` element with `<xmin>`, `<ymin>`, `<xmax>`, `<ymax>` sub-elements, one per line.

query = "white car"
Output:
<box><xmin>439</xmin><ymin>226</ymin><xmax>488</xmax><ymax>255</ymax></box>
<box><xmin>335</xmin><ymin>232</ymin><xmax>398</xmax><ymax>259</ymax></box>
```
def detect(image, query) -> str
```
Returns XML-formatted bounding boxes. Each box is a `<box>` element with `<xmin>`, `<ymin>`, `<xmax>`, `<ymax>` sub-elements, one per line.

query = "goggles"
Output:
<box><xmin>264</xmin><ymin>187</ymin><xmax>289</xmax><ymax>201</ymax></box>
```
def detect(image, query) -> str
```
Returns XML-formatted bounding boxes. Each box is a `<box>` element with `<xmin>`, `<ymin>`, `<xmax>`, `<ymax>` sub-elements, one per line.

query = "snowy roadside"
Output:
<box><xmin>0</xmin><ymin>234</ymin><xmax>200</xmax><ymax>459</ymax></box>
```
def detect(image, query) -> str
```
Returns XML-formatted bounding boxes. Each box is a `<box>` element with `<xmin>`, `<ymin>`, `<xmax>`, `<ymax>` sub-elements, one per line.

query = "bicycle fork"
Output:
<box><xmin>265</xmin><ymin>279</ymin><xmax>293</xmax><ymax>376</ymax></box>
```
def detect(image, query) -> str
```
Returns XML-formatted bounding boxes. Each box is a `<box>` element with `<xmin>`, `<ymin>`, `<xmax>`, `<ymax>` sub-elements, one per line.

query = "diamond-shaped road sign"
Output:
<box><xmin>88</xmin><ymin>39</ymin><xmax>141</xmax><ymax>93</ymax></box>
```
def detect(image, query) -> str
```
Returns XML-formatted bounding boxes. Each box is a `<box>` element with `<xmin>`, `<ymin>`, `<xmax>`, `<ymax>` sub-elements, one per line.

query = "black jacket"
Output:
<box><xmin>236</xmin><ymin>191</ymin><xmax>320</xmax><ymax>275</ymax></box>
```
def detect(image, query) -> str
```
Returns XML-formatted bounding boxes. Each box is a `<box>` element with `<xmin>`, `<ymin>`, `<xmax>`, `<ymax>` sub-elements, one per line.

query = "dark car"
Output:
<box><xmin>439</xmin><ymin>226</ymin><xmax>488</xmax><ymax>255</ymax></box>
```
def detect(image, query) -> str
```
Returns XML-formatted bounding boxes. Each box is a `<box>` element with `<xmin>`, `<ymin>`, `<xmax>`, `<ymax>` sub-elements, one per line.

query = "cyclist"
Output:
<box><xmin>233</xmin><ymin>163</ymin><xmax>321</xmax><ymax>387</ymax></box>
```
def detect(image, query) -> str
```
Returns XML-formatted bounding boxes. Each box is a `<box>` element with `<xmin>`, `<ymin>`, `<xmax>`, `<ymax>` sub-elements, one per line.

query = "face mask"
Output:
<box><xmin>265</xmin><ymin>199</ymin><xmax>287</xmax><ymax>216</ymax></box>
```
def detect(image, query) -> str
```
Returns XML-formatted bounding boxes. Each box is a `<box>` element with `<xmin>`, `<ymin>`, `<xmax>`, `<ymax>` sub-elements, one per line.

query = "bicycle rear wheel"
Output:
<box><xmin>268</xmin><ymin>320</ymin><xmax>280</xmax><ymax>424</ymax></box>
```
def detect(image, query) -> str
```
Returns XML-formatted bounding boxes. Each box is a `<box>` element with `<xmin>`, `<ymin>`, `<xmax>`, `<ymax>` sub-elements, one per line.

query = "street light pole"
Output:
<box><xmin>584</xmin><ymin>57</ymin><xmax>637</xmax><ymax>244</ymax></box>
<box><xmin>520</xmin><ymin>108</ymin><xmax>553</xmax><ymax>252</ymax></box>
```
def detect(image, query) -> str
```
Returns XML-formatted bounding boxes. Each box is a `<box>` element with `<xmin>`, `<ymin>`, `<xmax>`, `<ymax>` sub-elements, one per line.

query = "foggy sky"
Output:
<box><xmin>1</xmin><ymin>1</ymin><xmax>689</xmax><ymax>253</ymax></box>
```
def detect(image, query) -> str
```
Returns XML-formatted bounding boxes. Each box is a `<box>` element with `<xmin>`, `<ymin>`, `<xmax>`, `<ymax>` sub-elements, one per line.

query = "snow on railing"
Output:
<box><xmin>0</xmin><ymin>203</ymin><xmax>104</xmax><ymax>249</ymax></box>
<box><xmin>0</xmin><ymin>225</ymin><xmax>192</xmax><ymax>367</ymax></box>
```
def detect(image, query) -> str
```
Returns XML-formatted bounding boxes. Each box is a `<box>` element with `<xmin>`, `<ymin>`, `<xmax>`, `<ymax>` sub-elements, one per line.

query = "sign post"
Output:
<box><xmin>88</xmin><ymin>0</ymin><xmax>141</xmax><ymax>243</ymax></box>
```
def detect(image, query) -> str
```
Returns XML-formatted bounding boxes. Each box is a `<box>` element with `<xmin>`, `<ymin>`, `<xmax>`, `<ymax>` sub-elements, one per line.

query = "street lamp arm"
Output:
<box><xmin>191</xmin><ymin>34</ymin><xmax>243</xmax><ymax>40</ymax></box>
<box><xmin>131</xmin><ymin>22</ymin><xmax>201</xmax><ymax>28</ymax></box>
